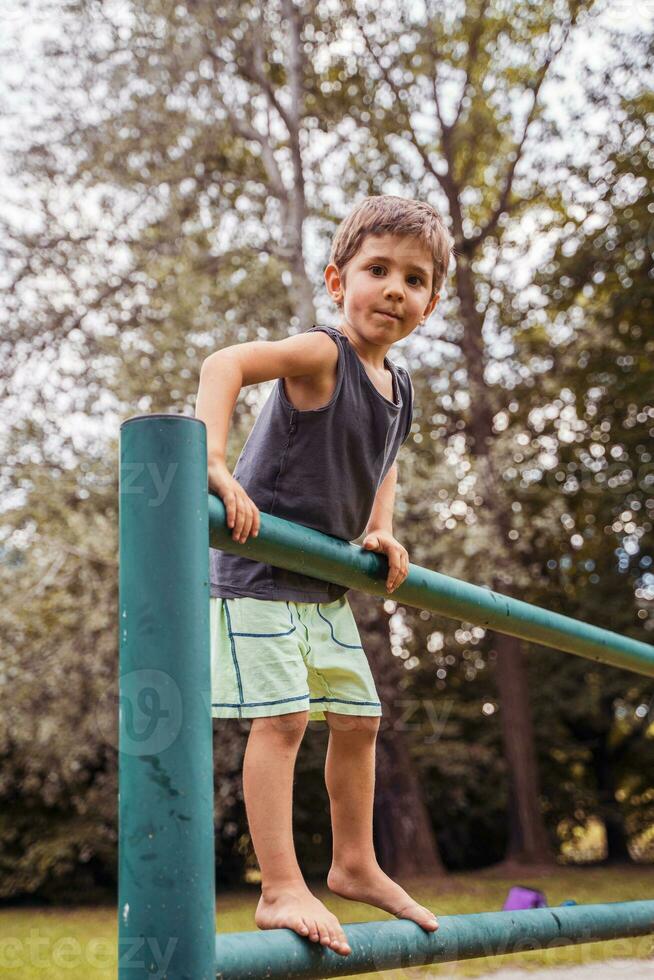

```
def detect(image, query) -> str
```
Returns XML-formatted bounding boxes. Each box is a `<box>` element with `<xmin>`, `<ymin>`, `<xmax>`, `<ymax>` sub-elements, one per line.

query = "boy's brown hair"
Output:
<box><xmin>328</xmin><ymin>195</ymin><xmax>454</xmax><ymax>309</ymax></box>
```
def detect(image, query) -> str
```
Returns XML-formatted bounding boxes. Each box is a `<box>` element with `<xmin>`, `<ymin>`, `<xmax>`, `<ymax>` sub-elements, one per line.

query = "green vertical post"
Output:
<box><xmin>118</xmin><ymin>414</ymin><xmax>215</xmax><ymax>979</ymax></box>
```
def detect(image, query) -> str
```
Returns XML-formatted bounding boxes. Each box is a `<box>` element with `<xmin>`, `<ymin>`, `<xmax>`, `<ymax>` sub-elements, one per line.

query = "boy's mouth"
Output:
<box><xmin>376</xmin><ymin>310</ymin><xmax>400</xmax><ymax>321</ymax></box>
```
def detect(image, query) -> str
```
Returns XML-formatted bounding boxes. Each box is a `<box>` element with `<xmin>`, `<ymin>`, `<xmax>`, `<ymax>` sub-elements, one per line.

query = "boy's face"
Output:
<box><xmin>324</xmin><ymin>233</ymin><xmax>440</xmax><ymax>347</ymax></box>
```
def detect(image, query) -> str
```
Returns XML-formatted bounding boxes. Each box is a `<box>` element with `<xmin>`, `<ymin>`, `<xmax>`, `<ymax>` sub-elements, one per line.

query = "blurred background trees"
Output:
<box><xmin>0</xmin><ymin>0</ymin><xmax>652</xmax><ymax>900</ymax></box>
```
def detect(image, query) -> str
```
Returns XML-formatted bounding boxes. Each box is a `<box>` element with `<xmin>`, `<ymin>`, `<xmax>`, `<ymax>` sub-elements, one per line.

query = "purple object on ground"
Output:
<box><xmin>503</xmin><ymin>885</ymin><xmax>547</xmax><ymax>910</ymax></box>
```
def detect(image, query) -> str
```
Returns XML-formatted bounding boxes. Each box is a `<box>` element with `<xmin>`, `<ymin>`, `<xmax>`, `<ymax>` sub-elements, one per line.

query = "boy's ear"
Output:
<box><xmin>324</xmin><ymin>263</ymin><xmax>344</xmax><ymax>305</ymax></box>
<box><xmin>422</xmin><ymin>292</ymin><xmax>440</xmax><ymax>322</ymax></box>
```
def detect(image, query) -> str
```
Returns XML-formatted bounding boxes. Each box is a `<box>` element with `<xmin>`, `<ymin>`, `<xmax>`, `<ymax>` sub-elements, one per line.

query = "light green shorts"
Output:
<box><xmin>209</xmin><ymin>595</ymin><xmax>382</xmax><ymax>721</ymax></box>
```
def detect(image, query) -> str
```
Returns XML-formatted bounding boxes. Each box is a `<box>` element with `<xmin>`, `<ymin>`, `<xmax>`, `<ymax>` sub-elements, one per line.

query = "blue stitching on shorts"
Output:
<box><xmin>231</xmin><ymin>626</ymin><xmax>296</xmax><ymax>638</ymax></box>
<box><xmin>229</xmin><ymin>599</ymin><xmax>296</xmax><ymax>637</ymax></box>
<box><xmin>212</xmin><ymin>693</ymin><xmax>310</xmax><ymax>708</ymax></box>
<box><xmin>289</xmin><ymin>602</ymin><xmax>313</xmax><ymax>657</ymax></box>
<box><xmin>316</xmin><ymin>605</ymin><xmax>364</xmax><ymax>650</ymax></box>
<box><xmin>224</xmin><ymin>600</ymin><xmax>244</xmax><ymax>705</ymax></box>
<box><xmin>309</xmin><ymin>696</ymin><xmax>381</xmax><ymax>707</ymax></box>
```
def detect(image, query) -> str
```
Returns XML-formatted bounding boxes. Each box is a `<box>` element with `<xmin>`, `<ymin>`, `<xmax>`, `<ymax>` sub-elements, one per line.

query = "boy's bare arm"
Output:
<box><xmin>195</xmin><ymin>332</ymin><xmax>338</xmax><ymax>543</ymax></box>
<box><xmin>364</xmin><ymin>462</ymin><xmax>397</xmax><ymax>536</ymax></box>
<box><xmin>363</xmin><ymin>463</ymin><xmax>411</xmax><ymax>593</ymax></box>
<box><xmin>196</xmin><ymin>332</ymin><xmax>338</xmax><ymax>462</ymax></box>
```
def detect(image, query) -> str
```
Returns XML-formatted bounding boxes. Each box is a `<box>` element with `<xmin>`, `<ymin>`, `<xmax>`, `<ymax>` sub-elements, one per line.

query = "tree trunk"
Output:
<box><xmin>565</xmin><ymin>716</ymin><xmax>634</xmax><ymax>865</ymax></box>
<box><xmin>603</xmin><ymin>811</ymin><xmax>632</xmax><ymax>864</ymax></box>
<box><xmin>347</xmin><ymin>590</ymin><xmax>445</xmax><ymax>878</ymax></box>
<box><xmin>455</xmin><ymin>255</ymin><xmax>553</xmax><ymax>865</ymax></box>
<box><xmin>592</xmin><ymin>736</ymin><xmax>632</xmax><ymax>864</ymax></box>
<box><xmin>493</xmin><ymin>633</ymin><xmax>552</xmax><ymax>862</ymax></box>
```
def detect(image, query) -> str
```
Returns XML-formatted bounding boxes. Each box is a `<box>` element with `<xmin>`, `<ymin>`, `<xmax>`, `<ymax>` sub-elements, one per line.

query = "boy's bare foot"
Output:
<box><xmin>327</xmin><ymin>862</ymin><xmax>439</xmax><ymax>931</ymax></box>
<box><xmin>255</xmin><ymin>884</ymin><xmax>352</xmax><ymax>956</ymax></box>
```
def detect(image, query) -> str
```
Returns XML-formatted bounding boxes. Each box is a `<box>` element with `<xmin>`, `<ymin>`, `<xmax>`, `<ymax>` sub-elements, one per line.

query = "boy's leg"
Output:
<box><xmin>324</xmin><ymin>712</ymin><xmax>439</xmax><ymax>931</ymax></box>
<box><xmin>243</xmin><ymin>710</ymin><xmax>351</xmax><ymax>956</ymax></box>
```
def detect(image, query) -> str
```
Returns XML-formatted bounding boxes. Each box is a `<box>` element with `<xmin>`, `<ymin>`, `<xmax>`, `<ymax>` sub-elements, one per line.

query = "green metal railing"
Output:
<box><xmin>118</xmin><ymin>415</ymin><xmax>654</xmax><ymax>980</ymax></box>
<box><xmin>208</xmin><ymin>496</ymin><xmax>654</xmax><ymax>678</ymax></box>
<box><xmin>214</xmin><ymin>903</ymin><xmax>654</xmax><ymax>979</ymax></box>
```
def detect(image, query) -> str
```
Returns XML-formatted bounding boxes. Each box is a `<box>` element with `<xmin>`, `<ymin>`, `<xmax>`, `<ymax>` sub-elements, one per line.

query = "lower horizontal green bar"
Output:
<box><xmin>214</xmin><ymin>901</ymin><xmax>654</xmax><ymax>979</ymax></box>
<box><xmin>208</xmin><ymin>496</ymin><xmax>654</xmax><ymax>678</ymax></box>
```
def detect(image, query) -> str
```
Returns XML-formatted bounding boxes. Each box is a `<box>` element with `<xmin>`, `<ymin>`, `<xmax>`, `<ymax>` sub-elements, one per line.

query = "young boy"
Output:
<box><xmin>195</xmin><ymin>195</ymin><xmax>453</xmax><ymax>957</ymax></box>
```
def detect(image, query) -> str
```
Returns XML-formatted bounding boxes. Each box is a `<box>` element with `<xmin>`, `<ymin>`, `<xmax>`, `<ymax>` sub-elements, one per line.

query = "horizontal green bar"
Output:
<box><xmin>208</xmin><ymin>496</ymin><xmax>654</xmax><ymax>678</ymax></box>
<box><xmin>214</xmin><ymin>900</ymin><xmax>654</xmax><ymax>979</ymax></box>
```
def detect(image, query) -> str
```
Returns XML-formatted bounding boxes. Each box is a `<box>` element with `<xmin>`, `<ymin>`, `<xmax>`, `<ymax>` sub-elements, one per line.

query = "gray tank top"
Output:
<box><xmin>209</xmin><ymin>323</ymin><xmax>414</xmax><ymax>602</ymax></box>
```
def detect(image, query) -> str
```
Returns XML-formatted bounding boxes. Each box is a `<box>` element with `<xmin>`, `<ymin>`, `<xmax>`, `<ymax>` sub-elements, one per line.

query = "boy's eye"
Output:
<box><xmin>369</xmin><ymin>265</ymin><xmax>424</xmax><ymax>286</ymax></box>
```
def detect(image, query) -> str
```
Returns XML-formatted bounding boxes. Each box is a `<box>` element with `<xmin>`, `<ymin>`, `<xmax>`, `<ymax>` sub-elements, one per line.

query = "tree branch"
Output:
<box><xmin>465</xmin><ymin>12</ymin><xmax>580</xmax><ymax>252</ymax></box>
<box><xmin>451</xmin><ymin>0</ymin><xmax>490</xmax><ymax>130</ymax></box>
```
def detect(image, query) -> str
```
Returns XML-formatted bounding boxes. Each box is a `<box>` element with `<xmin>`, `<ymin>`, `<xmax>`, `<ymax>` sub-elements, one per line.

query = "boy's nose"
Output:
<box><xmin>383</xmin><ymin>283</ymin><xmax>404</xmax><ymax>300</ymax></box>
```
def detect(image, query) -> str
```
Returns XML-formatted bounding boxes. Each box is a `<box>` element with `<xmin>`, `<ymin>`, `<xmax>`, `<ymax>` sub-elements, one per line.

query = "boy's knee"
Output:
<box><xmin>327</xmin><ymin>713</ymin><xmax>380</xmax><ymax>735</ymax></box>
<box><xmin>251</xmin><ymin>710</ymin><xmax>309</xmax><ymax>742</ymax></box>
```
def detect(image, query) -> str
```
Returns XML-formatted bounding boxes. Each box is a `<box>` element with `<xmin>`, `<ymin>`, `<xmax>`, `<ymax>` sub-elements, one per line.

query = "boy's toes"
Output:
<box><xmin>326</xmin><ymin>922</ymin><xmax>350</xmax><ymax>955</ymax></box>
<box><xmin>416</xmin><ymin>905</ymin><xmax>439</xmax><ymax>930</ymax></box>
<box><xmin>398</xmin><ymin>902</ymin><xmax>439</xmax><ymax>931</ymax></box>
<box><xmin>295</xmin><ymin>914</ymin><xmax>350</xmax><ymax>954</ymax></box>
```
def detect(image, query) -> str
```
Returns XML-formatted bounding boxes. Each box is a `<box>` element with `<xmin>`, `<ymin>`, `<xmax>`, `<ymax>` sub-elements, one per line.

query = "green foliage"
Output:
<box><xmin>0</xmin><ymin>806</ymin><xmax>116</xmax><ymax>903</ymax></box>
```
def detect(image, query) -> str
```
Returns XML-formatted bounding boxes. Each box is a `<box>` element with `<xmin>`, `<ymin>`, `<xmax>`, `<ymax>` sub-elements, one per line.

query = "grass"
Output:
<box><xmin>0</xmin><ymin>865</ymin><xmax>652</xmax><ymax>978</ymax></box>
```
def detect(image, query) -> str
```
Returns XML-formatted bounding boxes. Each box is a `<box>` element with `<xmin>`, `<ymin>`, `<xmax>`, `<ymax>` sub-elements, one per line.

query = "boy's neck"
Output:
<box><xmin>334</xmin><ymin>321</ymin><xmax>391</xmax><ymax>372</ymax></box>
